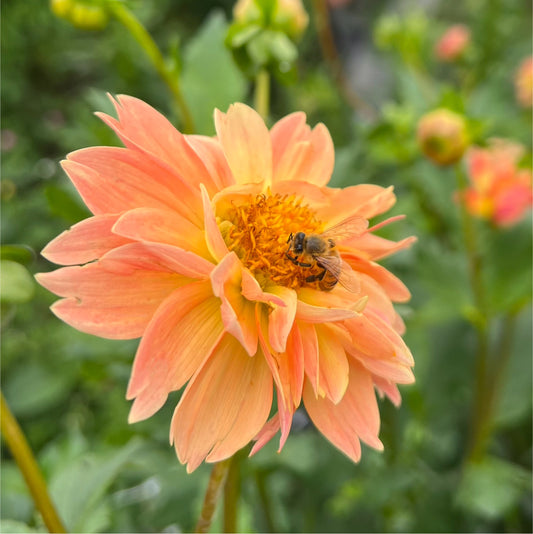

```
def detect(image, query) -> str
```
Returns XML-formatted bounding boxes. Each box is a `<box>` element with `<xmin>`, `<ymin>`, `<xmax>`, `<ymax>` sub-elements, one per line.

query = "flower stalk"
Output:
<box><xmin>195</xmin><ymin>457</ymin><xmax>233</xmax><ymax>533</ymax></box>
<box><xmin>254</xmin><ymin>69</ymin><xmax>271</xmax><ymax>122</ymax></box>
<box><xmin>109</xmin><ymin>2</ymin><xmax>195</xmax><ymax>134</ymax></box>
<box><xmin>0</xmin><ymin>390</ymin><xmax>67</xmax><ymax>533</ymax></box>
<box><xmin>455</xmin><ymin>164</ymin><xmax>492</xmax><ymax>462</ymax></box>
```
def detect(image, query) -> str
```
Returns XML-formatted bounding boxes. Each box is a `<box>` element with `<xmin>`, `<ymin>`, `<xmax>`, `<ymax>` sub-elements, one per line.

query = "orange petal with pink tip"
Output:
<box><xmin>210</xmin><ymin>252</ymin><xmax>258</xmax><ymax>355</ymax></box>
<box><xmin>112</xmin><ymin>207</ymin><xmax>209</xmax><ymax>259</ymax></box>
<box><xmin>373</xmin><ymin>375</ymin><xmax>402</xmax><ymax>407</ymax></box>
<box><xmin>348</xmin><ymin>233</ymin><xmax>417</xmax><ymax>261</ymax></box>
<box><xmin>250</xmin><ymin>415</ymin><xmax>281</xmax><ymax>456</ymax></box>
<box><xmin>265</xmin><ymin>285</ymin><xmax>297</xmax><ymax>353</ymax></box>
<box><xmin>270</xmin><ymin>111</ymin><xmax>334</xmax><ymax>187</ymax></box>
<box><xmin>64</xmin><ymin>147</ymin><xmax>203</xmax><ymax>226</ymax></box>
<box><xmin>97</xmin><ymin>94</ymin><xmax>220</xmax><ymax>195</ymax></box>
<box><xmin>303</xmin><ymin>359</ymin><xmax>383</xmax><ymax>462</ymax></box>
<box><xmin>185</xmin><ymin>134</ymin><xmax>235</xmax><ymax>190</ymax></box>
<box><xmin>214</xmin><ymin>104</ymin><xmax>272</xmax><ymax>186</ymax></box>
<box><xmin>314</xmin><ymin>324</ymin><xmax>350</xmax><ymax>404</ymax></box>
<box><xmin>170</xmin><ymin>335</ymin><xmax>273</xmax><ymax>473</ymax></box>
<box><xmin>127</xmin><ymin>281</ymin><xmax>224</xmax><ymax>423</ymax></box>
<box><xmin>41</xmin><ymin>213</ymin><xmax>132</xmax><ymax>266</ymax></box>
<box><xmin>36</xmin><ymin>260</ymin><xmax>183</xmax><ymax>340</ymax></box>
<box><xmin>315</xmin><ymin>185</ymin><xmax>396</xmax><ymax>225</ymax></box>
<box><xmin>200</xmin><ymin>185</ymin><xmax>229</xmax><ymax>263</ymax></box>
<box><xmin>343</xmin><ymin>254</ymin><xmax>411</xmax><ymax>302</ymax></box>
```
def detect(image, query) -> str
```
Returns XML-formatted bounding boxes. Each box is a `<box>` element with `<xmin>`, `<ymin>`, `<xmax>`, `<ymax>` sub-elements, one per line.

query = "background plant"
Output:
<box><xmin>1</xmin><ymin>0</ymin><xmax>531</xmax><ymax>532</ymax></box>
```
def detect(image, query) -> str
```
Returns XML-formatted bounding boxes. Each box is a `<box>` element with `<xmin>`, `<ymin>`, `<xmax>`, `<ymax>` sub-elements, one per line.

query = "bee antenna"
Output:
<box><xmin>287</xmin><ymin>233</ymin><xmax>293</xmax><ymax>243</ymax></box>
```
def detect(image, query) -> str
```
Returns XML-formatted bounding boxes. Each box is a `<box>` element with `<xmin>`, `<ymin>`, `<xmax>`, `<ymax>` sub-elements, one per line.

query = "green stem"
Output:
<box><xmin>254</xmin><ymin>69</ymin><xmax>270</xmax><ymax>121</ymax></box>
<box><xmin>195</xmin><ymin>458</ymin><xmax>233</xmax><ymax>533</ymax></box>
<box><xmin>0</xmin><ymin>391</ymin><xmax>67</xmax><ymax>533</ymax></box>
<box><xmin>109</xmin><ymin>2</ymin><xmax>195</xmax><ymax>133</ymax></box>
<box><xmin>222</xmin><ymin>452</ymin><xmax>240</xmax><ymax>532</ymax></box>
<box><xmin>455</xmin><ymin>164</ymin><xmax>491</xmax><ymax>463</ymax></box>
<box><xmin>254</xmin><ymin>469</ymin><xmax>277</xmax><ymax>532</ymax></box>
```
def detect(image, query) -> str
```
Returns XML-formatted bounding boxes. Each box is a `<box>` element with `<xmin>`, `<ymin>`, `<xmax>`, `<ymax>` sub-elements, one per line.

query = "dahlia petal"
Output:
<box><xmin>250</xmin><ymin>415</ymin><xmax>281</xmax><ymax>456</ymax></box>
<box><xmin>36</xmin><ymin>263</ymin><xmax>182</xmax><ymax>339</ymax></box>
<box><xmin>112</xmin><ymin>207</ymin><xmax>209</xmax><ymax>258</ymax></box>
<box><xmin>303</xmin><ymin>360</ymin><xmax>384</xmax><ymax>462</ymax></box>
<box><xmin>348</xmin><ymin>234</ymin><xmax>417</xmax><ymax>261</ymax></box>
<box><xmin>296</xmin><ymin>301</ymin><xmax>358</xmax><ymax>323</ymax></box>
<box><xmin>343</xmin><ymin>254</ymin><xmax>411</xmax><ymax>302</ymax></box>
<box><xmin>210</xmin><ymin>253</ymin><xmax>258</xmax><ymax>355</ymax></box>
<box><xmin>64</xmin><ymin>147</ymin><xmax>203</xmax><ymax>226</ymax></box>
<box><xmin>266</xmin><ymin>285</ymin><xmax>297</xmax><ymax>353</ymax></box>
<box><xmin>214</xmin><ymin>104</ymin><xmax>273</xmax><ymax>186</ymax></box>
<box><xmin>315</xmin><ymin>324</ymin><xmax>349</xmax><ymax>404</ymax></box>
<box><xmin>298</xmin><ymin>322</ymin><xmax>320</xmax><ymax>396</ymax></box>
<box><xmin>354</xmin><ymin>353</ymin><xmax>415</xmax><ymax>384</ymax></box>
<box><xmin>97</xmin><ymin>94</ymin><xmax>219</xmax><ymax>194</ymax></box>
<box><xmin>373</xmin><ymin>375</ymin><xmax>402</xmax><ymax>407</ymax></box>
<box><xmin>314</xmin><ymin>185</ymin><xmax>396</xmax><ymax>228</ymax></box>
<box><xmin>285</xmin><ymin>324</ymin><xmax>306</xmax><ymax>408</ymax></box>
<box><xmin>200</xmin><ymin>185</ymin><xmax>229</xmax><ymax>262</ymax></box>
<box><xmin>240</xmin><ymin>270</ymin><xmax>286</xmax><ymax>307</ymax></box>
<box><xmin>185</xmin><ymin>135</ymin><xmax>235</xmax><ymax>190</ymax></box>
<box><xmin>127</xmin><ymin>281</ymin><xmax>224</xmax><ymax>423</ymax></box>
<box><xmin>256</xmin><ymin>308</ymin><xmax>295</xmax><ymax>444</ymax></box>
<box><xmin>271</xmin><ymin>113</ymin><xmax>334</xmax><ymax>186</ymax></box>
<box><xmin>99</xmin><ymin>242</ymin><xmax>213</xmax><ymax>279</ymax></box>
<box><xmin>170</xmin><ymin>335</ymin><xmax>273</xmax><ymax>472</ymax></box>
<box><xmin>41</xmin><ymin>213</ymin><xmax>131</xmax><ymax>265</ymax></box>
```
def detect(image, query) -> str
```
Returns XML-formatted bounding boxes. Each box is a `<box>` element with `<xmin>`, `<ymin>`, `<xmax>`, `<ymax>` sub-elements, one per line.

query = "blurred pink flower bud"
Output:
<box><xmin>435</xmin><ymin>24</ymin><xmax>471</xmax><ymax>62</ymax></box>
<box><xmin>514</xmin><ymin>56</ymin><xmax>533</xmax><ymax>108</ymax></box>
<box><xmin>417</xmin><ymin>109</ymin><xmax>470</xmax><ymax>166</ymax></box>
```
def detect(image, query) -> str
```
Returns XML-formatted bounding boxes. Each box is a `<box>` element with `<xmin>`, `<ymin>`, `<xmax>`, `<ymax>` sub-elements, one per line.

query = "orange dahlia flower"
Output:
<box><xmin>36</xmin><ymin>96</ymin><xmax>415</xmax><ymax>472</ymax></box>
<box><xmin>462</xmin><ymin>140</ymin><xmax>533</xmax><ymax>227</ymax></box>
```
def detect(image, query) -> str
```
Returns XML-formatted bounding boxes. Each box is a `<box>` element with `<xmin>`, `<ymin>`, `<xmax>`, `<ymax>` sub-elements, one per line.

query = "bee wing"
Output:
<box><xmin>320</xmin><ymin>215</ymin><xmax>368</xmax><ymax>243</ymax></box>
<box><xmin>316</xmin><ymin>255</ymin><xmax>360</xmax><ymax>293</ymax></box>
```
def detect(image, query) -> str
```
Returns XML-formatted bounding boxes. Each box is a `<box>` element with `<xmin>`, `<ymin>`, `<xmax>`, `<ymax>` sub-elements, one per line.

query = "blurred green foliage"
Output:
<box><xmin>1</xmin><ymin>0</ymin><xmax>531</xmax><ymax>532</ymax></box>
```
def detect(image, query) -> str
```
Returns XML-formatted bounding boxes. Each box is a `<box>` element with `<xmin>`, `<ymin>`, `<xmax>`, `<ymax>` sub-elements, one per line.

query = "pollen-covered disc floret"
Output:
<box><xmin>219</xmin><ymin>192</ymin><xmax>325</xmax><ymax>289</ymax></box>
<box><xmin>36</xmin><ymin>96</ymin><xmax>416</xmax><ymax>473</ymax></box>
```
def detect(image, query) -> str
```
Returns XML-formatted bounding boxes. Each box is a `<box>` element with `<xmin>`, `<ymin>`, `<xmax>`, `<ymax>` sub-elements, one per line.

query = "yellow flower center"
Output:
<box><xmin>219</xmin><ymin>193</ymin><xmax>326</xmax><ymax>289</ymax></box>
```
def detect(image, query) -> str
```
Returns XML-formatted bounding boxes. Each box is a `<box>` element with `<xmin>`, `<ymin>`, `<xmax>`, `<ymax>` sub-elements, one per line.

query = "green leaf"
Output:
<box><xmin>49</xmin><ymin>440</ymin><xmax>142</xmax><ymax>533</ymax></box>
<box><xmin>0</xmin><ymin>245</ymin><xmax>35</xmax><ymax>265</ymax></box>
<box><xmin>0</xmin><ymin>260</ymin><xmax>35</xmax><ymax>303</ymax></box>
<box><xmin>457</xmin><ymin>456</ymin><xmax>532</xmax><ymax>520</ymax></box>
<box><xmin>0</xmin><ymin>520</ymin><xmax>39</xmax><ymax>533</ymax></box>
<box><xmin>181</xmin><ymin>10</ymin><xmax>247</xmax><ymax>135</ymax></box>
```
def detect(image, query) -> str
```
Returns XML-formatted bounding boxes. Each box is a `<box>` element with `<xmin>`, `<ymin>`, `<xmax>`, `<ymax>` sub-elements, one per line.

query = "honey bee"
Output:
<box><xmin>285</xmin><ymin>214</ymin><xmax>367</xmax><ymax>292</ymax></box>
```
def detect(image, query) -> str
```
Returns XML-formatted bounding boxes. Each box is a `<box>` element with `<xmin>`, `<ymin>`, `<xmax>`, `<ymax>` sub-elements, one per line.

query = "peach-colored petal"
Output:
<box><xmin>314</xmin><ymin>324</ymin><xmax>349</xmax><ymax>403</ymax></box>
<box><xmin>185</xmin><ymin>135</ymin><xmax>235</xmax><ymax>190</ymax></box>
<box><xmin>200</xmin><ymin>185</ymin><xmax>229</xmax><ymax>263</ymax></box>
<box><xmin>343</xmin><ymin>254</ymin><xmax>411</xmax><ymax>302</ymax></box>
<box><xmin>64</xmin><ymin>147</ymin><xmax>203</xmax><ymax>226</ymax></box>
<box><xmin>41</xmin><ymin>213</ymin><xmax>132</xmax><ymax>265</ymax></box>
<box><xmin>347</xmin><ymin>234</ymin><xmax>417</xmax><ymax>261</ymax></box>
<box><xmin>303</xmin><ymin>359</ymin><xmax>383</xmax><ymax>462</ymax></box>
<box><xmin>214</xmin><ymin>104</ymin><xmax>273</xmax><ymax>186</ymax></box>
<box><xmin>127</xmin><ymin>281</ymin><xmax>224</xmax><ymax>422</ymax></box>
<box><xmin>315</xmin><ymin>185</ymin><xmax>397</xmax><ymax>225</ymax></box>
<box><xmin>270</xmin><ymin>111</ymin><xmax>334</xmax><ymax>187</ymax></box>
<box><xmin>112</xmin><ymin>207</ymin><xmax>209</xmax><ymax>259</ymax></box>
<box><xmin>373</xmin><ymin>375</ymin><xmax>402</xmax><ymax>407</ymax></box>
<box><xmin>97</xmin><ymin>94</ymin><xmax>220</xmax><ymax>195</ymax></box>
<box><xmin>210</xmin><ymin>252</ymin><xmax>258</xmax><ymax>355</ymax></box>
<box><xmin>266</xmin><ymin>285</ymin><xmax>297</xmax><ymax>353</ymax></box>
<box><xmin>171</xmin><ymin>335</ymin><xmax>273</xmax><ymax>472</ymax></box>
<box><xmin>250</xmin><ymin>415</ymin><xmax>281</xmax><ymax>456</ymax></box>
<box><xmin>36</xmin><ymin>260</ymin><xmax>183</xmax><ymax>340</ymax></box>
<box><xmin>298</xmin><ymin>321</ymin><xmax>320</xmax><ymax>396</ymax></box>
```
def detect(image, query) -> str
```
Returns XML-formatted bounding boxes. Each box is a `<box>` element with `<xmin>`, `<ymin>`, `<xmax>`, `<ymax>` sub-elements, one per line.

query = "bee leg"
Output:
<box><xmin>285</xmin><ymin>253</ymin><xmax>312</xmax><ymax>268</ymax></box>
<box><xmin>305</xmin><ymin>267</ymin><xmax>327</xmax><ymax>283</ymax></box>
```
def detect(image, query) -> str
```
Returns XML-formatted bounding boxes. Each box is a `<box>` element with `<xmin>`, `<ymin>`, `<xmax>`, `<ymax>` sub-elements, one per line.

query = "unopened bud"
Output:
<box><xmin>417</xmin><ymin>109</ymin><xmax>470</xmax><ymax>166</ymax></box>
<box><xmin>435</xmin><ymin>24</ymin><xmax>470</xmax><ymax>62</ymax></box>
